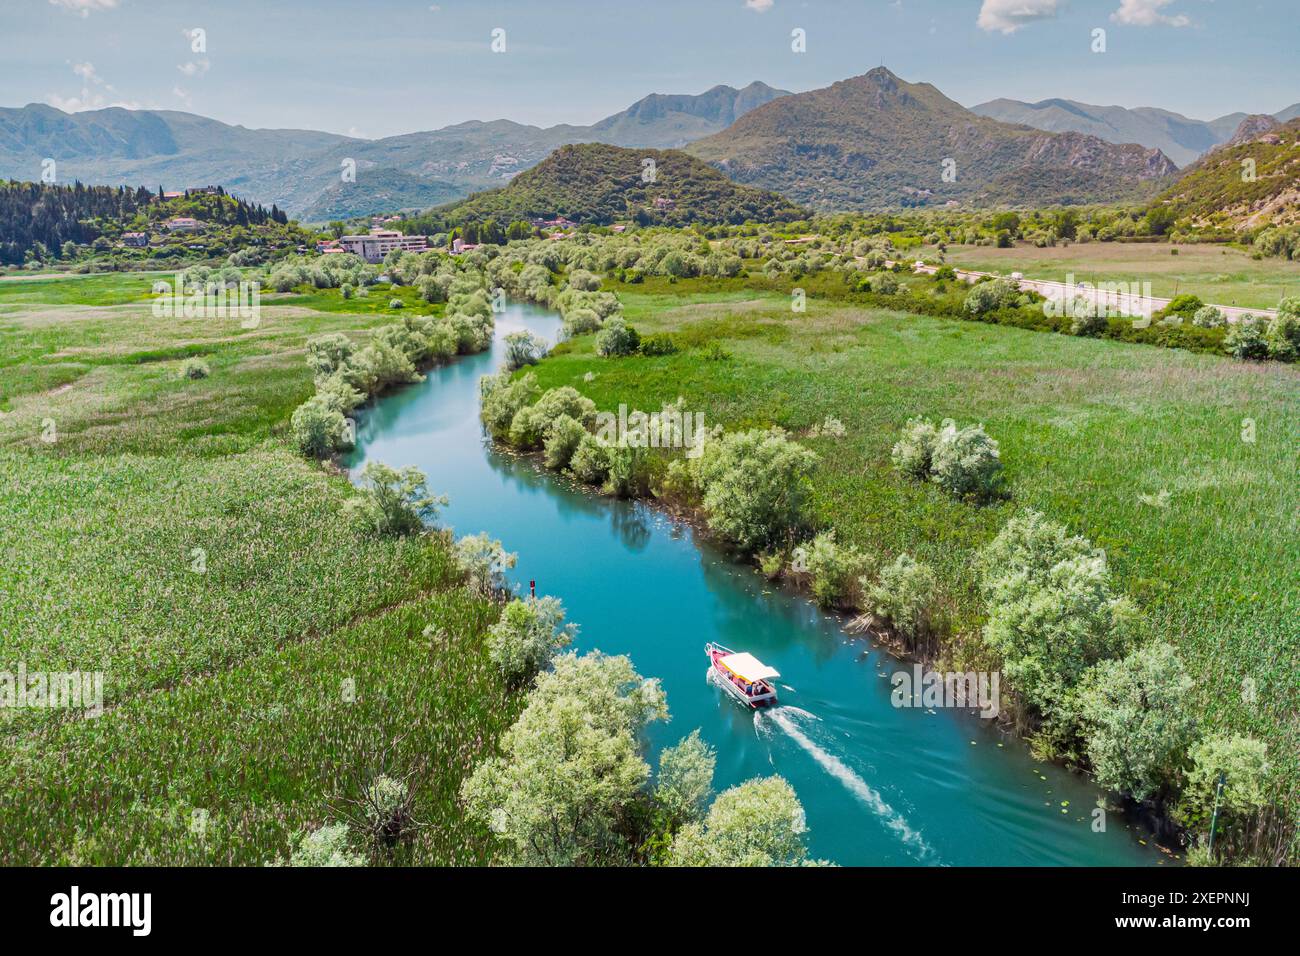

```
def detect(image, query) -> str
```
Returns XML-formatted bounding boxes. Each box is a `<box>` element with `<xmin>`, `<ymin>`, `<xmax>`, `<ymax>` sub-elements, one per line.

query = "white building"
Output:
<box><xmin>337</xmin><ymin>229</ymin><xmax>428</xmax><ymax>263</ymax></box>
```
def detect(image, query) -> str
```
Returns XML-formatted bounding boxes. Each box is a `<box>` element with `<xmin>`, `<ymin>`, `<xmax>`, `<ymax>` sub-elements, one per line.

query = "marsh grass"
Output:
<box><xmin>536</xmin><ymin>287</ymin><xmax>1299</xmax><ymax>807</ymax></box>
<box><xmin>0</xmin><ymin>291</ymin><xmax>514</xmax><ymax>865</ymax></box>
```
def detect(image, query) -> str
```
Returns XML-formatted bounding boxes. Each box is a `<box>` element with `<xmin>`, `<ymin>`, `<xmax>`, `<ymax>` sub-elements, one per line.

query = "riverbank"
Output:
<box><xmin>517</xmin><ymin>283</ymin><xmax>1297</xmax><ymax>865</ymax></box>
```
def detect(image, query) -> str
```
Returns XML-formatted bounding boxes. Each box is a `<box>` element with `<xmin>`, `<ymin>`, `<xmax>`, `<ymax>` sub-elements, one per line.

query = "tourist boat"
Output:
<box><xmin>706</xmin><ymin>642</ymin><xmax>779</xmax><ymax>708</ymax></box>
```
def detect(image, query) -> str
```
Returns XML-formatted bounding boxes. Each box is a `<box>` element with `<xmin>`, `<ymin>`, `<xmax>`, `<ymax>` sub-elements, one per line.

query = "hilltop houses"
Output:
<box><xmin>121</xmin><ymin>232</ymin><xmax>149</xmax><ymax>247</ymax></box>
<box><xmin>163</xmin><ymin>217</ymin><xmax>204</xmax><ymax>233</ymax></box>
<box><xmin>337</xmin><ymin>228</ymin><xmax>428</xmax><ymax>263</ymax></box>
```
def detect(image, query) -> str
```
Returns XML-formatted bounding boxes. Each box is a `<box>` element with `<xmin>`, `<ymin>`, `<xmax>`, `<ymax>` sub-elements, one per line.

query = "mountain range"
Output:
<box><xmin>971</xmin><ymin>98</ymin><xmax>1300</xmax><ymax>167</ymax></box>
<box><xmin>0</xmin><ymin>83</ymin><xmax>788</xmax><ymax>222</ymax></box>
<box><xmin>685</xmin><ymin>68</ymin><xmax>1176</xmax><ymax>211</ymax></box>
<box><xmin>6</xmin><ymin>68</ymin><xmax>1289</xmax><ymax>221</ymax></box>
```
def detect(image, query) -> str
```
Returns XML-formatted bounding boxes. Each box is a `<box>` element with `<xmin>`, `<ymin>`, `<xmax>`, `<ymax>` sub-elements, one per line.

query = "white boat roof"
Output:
<box><xmin>719</xmin><ymin>652</ymin><xmax>780</xmax><ymax>682</ymax></box>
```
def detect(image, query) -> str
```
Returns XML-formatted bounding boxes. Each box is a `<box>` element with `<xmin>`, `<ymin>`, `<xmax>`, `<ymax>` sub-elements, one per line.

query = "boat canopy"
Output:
<box><xmin>718</xmin><ymin>652</ymin><xmax>780</xmax><ymax>683</ymax></box>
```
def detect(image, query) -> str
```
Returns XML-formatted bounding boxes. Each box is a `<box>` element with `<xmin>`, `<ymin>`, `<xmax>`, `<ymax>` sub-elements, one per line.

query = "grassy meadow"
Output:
<box><xmin>939</xmin><ymin>241</ymin><xmax>1300</xmax><ymax>311</ymax></box>
<box><xmin>0</xmin><ymin>275</ymin><xmax>517</xmax><ymax>865</ymax></box>
<box><xmin>533</xmin><ymin>283</ymin><xmax>1299</xmax><ymax>805</ymax></box>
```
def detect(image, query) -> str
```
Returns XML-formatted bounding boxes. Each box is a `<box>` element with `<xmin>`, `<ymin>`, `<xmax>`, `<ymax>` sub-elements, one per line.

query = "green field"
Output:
<box><xmin>941</xmin><ymin>241</ymin><xmax>1300</xmax><ymax>311</ymax></box>
<box><xmin>0</xmin><ymin>289</ymin><xmax>517</xmax><ymax>865</ymax></box>
<box><xmin>533</xmin><ymin>284</ymin><xmax>1300</xmax><ymax>810</ymax></box>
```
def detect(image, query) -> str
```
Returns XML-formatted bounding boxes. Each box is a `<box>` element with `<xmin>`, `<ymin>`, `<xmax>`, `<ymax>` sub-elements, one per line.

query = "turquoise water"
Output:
<box><xmin>346</xmin><ymin>301</ymin><xmax>1164</xmax><ymax>867</ymax></box>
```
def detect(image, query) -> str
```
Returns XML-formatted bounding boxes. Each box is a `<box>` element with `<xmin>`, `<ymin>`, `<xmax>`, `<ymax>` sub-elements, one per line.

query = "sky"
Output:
<box><xmin>6</xmin><ymin>0</ymin><xmax>1297</xmax><ymax>139</ymax></box>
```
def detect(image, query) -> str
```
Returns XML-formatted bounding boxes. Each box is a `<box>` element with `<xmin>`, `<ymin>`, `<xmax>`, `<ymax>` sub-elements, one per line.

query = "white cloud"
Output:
<box><xmin>71</xmin><ymin>61</ymin><xmax>102</xmax><ymax>85</ymax></box>
<box><xmin>745</xmin><ymin>0</ymin><xmax>774</xmax><ymax>12</ymax></box>
<box><xmin>172</xmin><ymin>86</ymin><xmax>193</xmax><ymax>109</ymax></box>
<box><xmin>177</xmin><ymin>59</ymin><xmax>210</xmax><ymax>77</ymax></box>
<box><xmin>48</xmin><ymin>0</ymin><xmax>119</xmax><ymax>17</ymax></box>
<box><xmin>977</xmin><ymin>0</ymin><xmax>1063</xmax><ymax>34</ymax></box>
<box><xmin>1110</xmin><ymin>0</ymin><xmax>1190</xmax><ymax>27</ymax></box>
<box><xmin>45</xmin><ymin>60</ymin><xmax>136</xmax><ymax>111</ymax></box>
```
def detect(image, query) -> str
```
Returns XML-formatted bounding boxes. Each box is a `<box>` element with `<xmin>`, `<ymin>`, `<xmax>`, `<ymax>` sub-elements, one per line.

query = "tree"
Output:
<box><xmin>653</xmin><ymin>730</ymin><xmax>716</xmax><ymax>830</ymax></box>
<box><xmin>929</xmin><ymin>420</ymin><xmax>1003</xmax><ymax>500</ymax></box>
<box><xmin>1078</xmin><ymin>643</ymin><xmax>1195</xmax><ymax>802</ymax></box>
<box><xmin>461</xmin><ymin>652</ymin><xmax>667</xmax><ymax>866</ymax></box>
<box><xmin>486</xmin><ymin>595</ymin><xmax>578</xmax><ymax>686</ymax></box>
<box><xmin>867</xmin><ymin>553</ymin><xmax>936</xmax><ymax>646</ymax></box>
<box><xmin>667</xmin><ymin>776</ymin><xmax>818</xmax><ymax>867</ymax></box>
<box><xmin>503</xmin><ymin>329</ymin><xmax>548</xmax><ymax>371</ymax></box>
<box><xmin>694</xmin><ymin>428</ymin><xmax>818</xmax><ymax>553</ymax></box>
<box><xmin>979</xmin><ymin>511</ymin><xmax>1131</xmax><ymax>722</ymax></box>
<box><xmin>343</xmin><ymin>461</ymin><xmax>445</xmax><ymax>537</ymax></box>
<box><xmin>1176</xmin><ymin>734</ymin><xmax>1270</xmax><ymax>850</ymax></box>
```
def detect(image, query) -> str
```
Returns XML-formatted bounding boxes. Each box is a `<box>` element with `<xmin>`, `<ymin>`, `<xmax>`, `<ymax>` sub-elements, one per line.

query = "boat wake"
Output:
<box><xmin>758</xmin><ymin>707</ymin><xmax>939</xmax><ymax>865</ymax></box>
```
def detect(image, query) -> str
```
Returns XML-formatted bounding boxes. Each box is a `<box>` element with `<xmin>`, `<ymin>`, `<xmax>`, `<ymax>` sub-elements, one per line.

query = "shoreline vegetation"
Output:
<box><xmin>364</xmin><ymin>231</ymin><xmax>1289</xmax><ymax>867</ymax></box>
<box><xmin>2</xmin><ymin>216</ymin><xmax>1293</xmax><ymax>866</ymax></box>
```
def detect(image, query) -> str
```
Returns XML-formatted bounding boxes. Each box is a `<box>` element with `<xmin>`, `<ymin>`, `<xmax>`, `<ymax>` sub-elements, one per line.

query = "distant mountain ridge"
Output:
<box><xmin>687</xmin><ymin>67</ymin><xmax>1176</xmax><ymax>211</ymax></box>
<box><xmin>0</xmin><ymin>83</ymin><xmax>789</xmax><ymax>221</ymax></box>
<box><xmin>971</xmin><ymin>97</ymin><xmax>1300</xmax><ymax>167</ymax></box>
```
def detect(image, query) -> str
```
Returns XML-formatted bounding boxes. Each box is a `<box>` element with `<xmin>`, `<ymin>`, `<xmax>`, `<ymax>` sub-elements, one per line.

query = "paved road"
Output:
<box><xmin>882</xmin><ymin>259</ymin><xmax>1277</xmax><ymax>324</ymax></box>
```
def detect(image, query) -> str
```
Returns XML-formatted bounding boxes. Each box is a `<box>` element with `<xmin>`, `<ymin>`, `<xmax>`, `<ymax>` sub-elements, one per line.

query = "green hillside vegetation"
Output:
<box><xmin>439</xmin><ymin>143</ymin><xmax>806</xmax><ymax>228</ymax></box>
<box><xmin>1</xmin><ymin>180</ymin><xmax>310</xmax><ymax>269</ymax></box>
<box><xmin>687</xmin><ymin>68</ymin><xmax>1176</xmax><ymax>212</ymax></box>
<box><xmin>1149</xmin><ymin>118</ymin><xmax>1300</xmax><ymax>257</ymax></box>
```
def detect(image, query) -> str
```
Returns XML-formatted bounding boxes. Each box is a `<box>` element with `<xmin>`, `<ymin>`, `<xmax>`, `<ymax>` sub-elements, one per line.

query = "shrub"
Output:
<box><xmin>388</xmin><ymin>297</ymin><xmax>404</xmax><ymax>309</ymax></box>
<box><xmin>603</xmin><ymin>443</ymin><xmax>653</xmax><ymax>498</ymax></box>
<box><xmin>453</xmin><ymin>532</ymin><xmax>518</xmax><ymax>595</ymax></box>
<box><xmin>1263</xmin><ymin>312</ymin><xmax>1300</xmax><ymax>362</ymax></box>
<box><xmin>595</xmin><ymin>317</ymin><xmax>641</xmax><ymax>357</ymax></box>
<box><xmin>543</xmin><ymin>414</ymin><xmax>588</xmax><ymax>470</ymax></box>
<box><xmin>343</xmin><ymin>461</ymin><xmax>445</xmax><ymax>537</ymax></box>
<box><xmin>276</xmin><ymin>823</ymin><xmax>363</xmax><ymax>867</ymax></box>
<box><xmin>890</xmin><ymin>418</ymin><xmax>939</xmax><ymax>480</ymax></box>
<box><xmin>1223</xmin><ymin>318</ymin><xmax>1269</xmax><ymax>360</ymax></box>
<box><xmin>1078</xmin><ymin>642</ymin><xmax>1195</xmax><ymax>802</ymax></box>
<box><xmin>803</xmin><ymin>531</ymin><xmax>870</xmax><ymax>609</ymax></box>
<box><xmin>562</xmin><ymin>307</ymin><xmax>602</xmax><ymax>336</ymax></box>
<box><xmin>566</xmin><ymin>268</ymin><xmax>602</xmax><ymax>291</ymax></box>
<box><xmin>360</xmin><ymin>775</ymin><xmax>415</xmax><ymax>848</ymax></box>
<box><xmin>480</xmin><ymin>370</ymin><xmax>540</xmax><ymax>438</ymax></box>
<box><xmin>963</xmin><ymin>277</ymin><xmax>1018</xmax><ymax>315</ymax></box>
<box><xmin>487</xmin><ymin>595</ymin><xmax>578</xmax><ymax>686</ymax></box>
<box><xmin>639</xmin><ymin>333</ymin><xmax>679</xmax><ymax>356</ymax></box>
<box><xmin>695</xmin><ymin>429</ymin><xmax>817</xmax><ymax>553</ymax></box>
<box><xmin>867</xmin><ymin>553</ymin><xmax>936</xmax><ymax>644</ymax></box>
<box><xmin>654</xmin><ymin>730</ymin><xmax>716</xmax><ymax>830</ymax></box>
<box><xmin>667</xmin><ymin>776</ymin><xmax>815</xmax><ymax>867</ymax></box>
<box><xmin>979</xmin><ymin>511</ymin><xmax>1130</xmax><ymax>722</ymax></box>
<box><xmin>290</xmin><ymin>396</ymin><xmax>352</xmax><ymax>458</ymax></box>
<box><xmin>1192</xmin><ymin>305</ymin><xmax>1225</xmax><ymax>328</ymax></box>
<box><xmin>315</xmin><ymin>372</ymin><xmax>365</xmax><ymax>414</ymax></box>
<box><xmin>503</xmin><ymin>329</ymin><xmax>548</xmax><ymax>370</ymax></box>
<box><xmin>1163</xmin><ymin>293</ymin><xmax>1203</xmax><ymax>318</ymax></box>
<box><xmin>306</xmin><ymin>334</ymin><xmax>356</xmax><ymax>379</ymax></box>
<box><xmin>1176</xmin><ymin>735</ymin><xmax>1270</xmax><ymax>845</ymax></box>
<box><xmin>568</xmin><ymin>433</ymin><xmax>611</xmax><ymax>485</ymax></box>
<box><xmin>929</xmin><ymin>421</ymin><xmax>1003</xmax><ymax>501</ymax></box>
<box><xmin>179</xmin><ymin>357</ymin><xmax>210</xmax><ymax>380</ymax></box>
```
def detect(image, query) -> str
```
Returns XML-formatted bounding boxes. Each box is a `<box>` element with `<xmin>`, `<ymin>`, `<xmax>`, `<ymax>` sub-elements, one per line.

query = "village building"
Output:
<box><xmin>121</xmin><ymin>232</ymin><xmax>149</xmax><ymax>247</ymax></box>
<box><xmin>163</xmin><ymin>217</ymin><xmax>204</xmax><ymax>233</ymax></box>
<box><xmin>337</xmin><ymin>228</ymin><xmax>428</xmax><ymax>263</ymax></box>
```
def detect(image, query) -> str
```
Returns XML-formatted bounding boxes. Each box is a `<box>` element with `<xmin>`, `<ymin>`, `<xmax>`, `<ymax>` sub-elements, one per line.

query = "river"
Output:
<box><xmin>345</xmin><ymin>300</ymin><xmax>1165</xmax><ymax>867</ymax></box>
